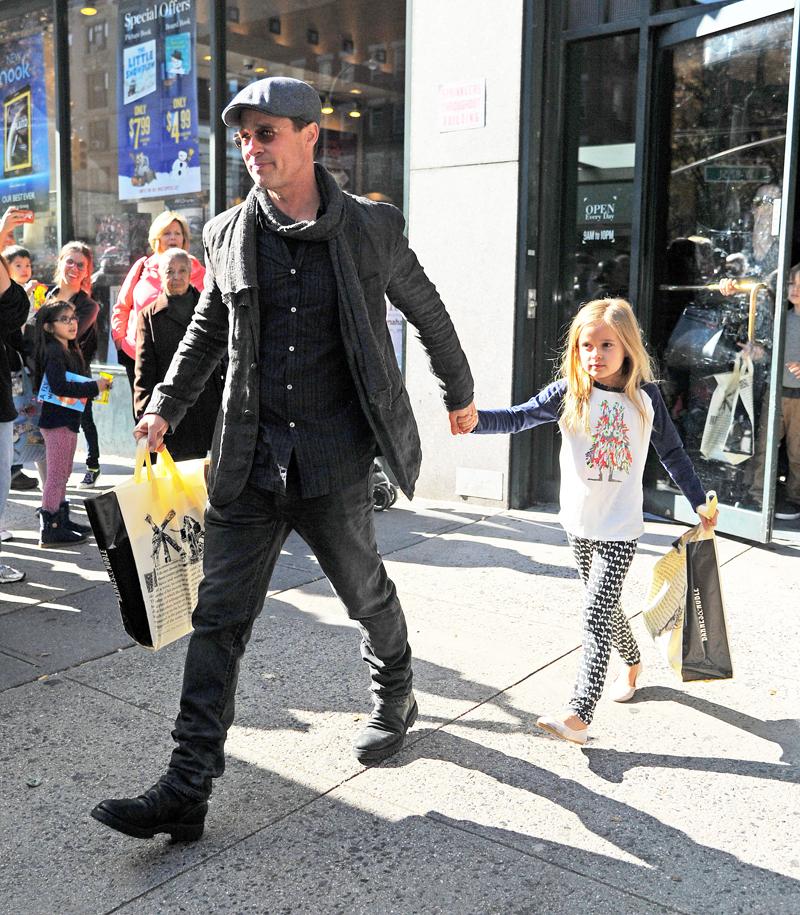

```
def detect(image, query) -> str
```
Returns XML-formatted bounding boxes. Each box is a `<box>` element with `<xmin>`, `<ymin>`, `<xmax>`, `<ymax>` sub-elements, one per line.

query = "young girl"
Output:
<box><xmin>48</xmin><ymin>242</ymin><xmax>102</xmax><ymax>489</ymax></box>
<box><xmin>34</xmin><ymin>301</ymin><xmax>111</xmax><ymax>548</ymax></box>
<box><xmin>473</xmin><ymin>298</ymin><xmax>718</xmax><ymax>744</ymax></box>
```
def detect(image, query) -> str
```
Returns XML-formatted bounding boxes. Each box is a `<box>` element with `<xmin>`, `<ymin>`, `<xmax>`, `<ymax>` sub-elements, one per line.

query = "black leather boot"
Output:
<box><xmin>90</xmin><ymin>781</ymin><xmax>208</xmax><ymax>841</ymax></box>
<box><xmin>353</xmin><ymin>691</ymin><xmax>418</xmax><ymax>765</ymax></box>
<box><xmin>59</xmin><ymin>501</ymin><xmax>92</xmax><ymax>535</ymax></box>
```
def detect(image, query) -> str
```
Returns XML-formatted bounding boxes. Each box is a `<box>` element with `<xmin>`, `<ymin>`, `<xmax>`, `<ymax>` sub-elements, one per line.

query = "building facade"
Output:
<box><xmin>0</xmin><ymin>0</ymin><xmax>796</xmax><ymax>543</ymax></box>
<box><xmin>407</xmin><ymin>0</ymin><xmax>800</xmax><ymax>545</ymax></box>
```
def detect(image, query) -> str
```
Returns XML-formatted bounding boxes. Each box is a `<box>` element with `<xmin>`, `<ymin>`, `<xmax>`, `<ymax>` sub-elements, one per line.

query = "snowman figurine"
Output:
<box><xmin>171</xmin><ymin>149</ymin><xmax>190</xmax><ymax>180</ymax></box>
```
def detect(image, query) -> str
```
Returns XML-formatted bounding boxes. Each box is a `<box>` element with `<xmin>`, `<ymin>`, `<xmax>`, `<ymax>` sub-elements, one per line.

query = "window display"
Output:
<box><xmin>0</xmin><ymin>7</ymin><xmax>57</xmax><ymax>270</ymax></box>
<box><xmin>68</xmin><ymin>0</ymin><xmax>210</xmax><ymax>363</ymax></box>
<box><xmin>652</xmin><ymin>14</ymin><xmax>793</xmax><ymax>510</ymax></box>
<box><xmin>560</xmin><ymin>33</ymin><xmax>639</xmax><ymax>334</ymax></box>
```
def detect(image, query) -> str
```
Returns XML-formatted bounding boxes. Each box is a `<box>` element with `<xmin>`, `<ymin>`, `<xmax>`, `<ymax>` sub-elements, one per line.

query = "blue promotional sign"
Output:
<box><xmin>0</xmin><ymin>32</ymin><xmax>50</xmax><ymax>210</ymax></box>
<box><xmin>117</xmin><ymin>0</ymin><xmax>201</xmax><ymax>201</ymax></box>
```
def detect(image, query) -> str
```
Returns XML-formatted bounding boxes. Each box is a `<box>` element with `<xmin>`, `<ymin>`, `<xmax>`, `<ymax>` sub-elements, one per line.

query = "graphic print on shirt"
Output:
<box><xmin>585</xmin><ymin>400</ymin><xmax>633</xmax><ymax>482</ymax></box>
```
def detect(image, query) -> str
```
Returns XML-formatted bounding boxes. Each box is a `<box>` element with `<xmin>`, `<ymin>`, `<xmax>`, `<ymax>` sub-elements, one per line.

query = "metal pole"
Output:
<box><xmin>53</xmin><ymin>0</ymin><xmax>72</xmax><ymax>246</ymax></box>
<box><xmin>209</xmin><ymin>0</ymin><xmax>227</xmax><ymax>216</ymax></box>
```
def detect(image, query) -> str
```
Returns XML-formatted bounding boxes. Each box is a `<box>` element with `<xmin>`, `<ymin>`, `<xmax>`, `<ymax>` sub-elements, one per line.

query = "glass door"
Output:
<box><xmin>558</xmin><ymin>32</ymin><xmax>640</xmax><ymax>340</ymax></box>
<box><xmin>646</xmin><ymin>0</ymin><xmax>799</xmax><ymax>541</ymax></box>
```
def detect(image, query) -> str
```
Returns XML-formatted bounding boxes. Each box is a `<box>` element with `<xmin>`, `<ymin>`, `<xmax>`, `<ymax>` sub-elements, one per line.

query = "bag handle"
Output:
<box><xmin>698</xmin><ymin>490</ymin><xmax>718</xmax><ymax>519</ymax></box>
<box><xmin>133</xmin><ymin>439</ymin><xmax>196</xmax><ymax>500</ymax></box>
<box><xmin>133</xmin><ymin>438</ymin><xmax>154</xmax><ymax>484</ymax></box>
<box><xmin>687</xmin><ymin>490</ymin><xmax>718</xmax><ymax>544</ymax></box>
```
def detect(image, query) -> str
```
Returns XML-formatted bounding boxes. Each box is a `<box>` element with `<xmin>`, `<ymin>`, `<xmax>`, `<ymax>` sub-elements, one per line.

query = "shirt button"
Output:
<box><xmin>289</xmin><ymin>421</ymin><xmax>295</xmax><ymax>428</ymax></box>
<box><xmin>291</xmin><ymin>307</ymin><xmax>297</xmax><ymax>313</ymax></box>
<box><xmin>290</xmin><ymin>268</ymin><xmax>297</xmax><ymax>275</ymax></box>
<box><xmin>288</xmin><ymin>346</ymin><xmax>294</xmax><ymax>352</ymax></box>
<box><xmin>250</xmin><ymin>362</ymin><xmax>257</xmax><ymax>371</ymax></box>
<box><xmin>286</xmin><ymin>384</ymin><xmax>293</xmax><ymax>390</ymax></box>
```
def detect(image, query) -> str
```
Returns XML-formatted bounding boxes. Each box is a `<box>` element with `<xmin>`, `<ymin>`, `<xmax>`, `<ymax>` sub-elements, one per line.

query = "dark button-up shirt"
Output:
<box><xmin>249</xmin><ymin>217</ymin><xmax>375</xmax><ymax>497</ymax></box>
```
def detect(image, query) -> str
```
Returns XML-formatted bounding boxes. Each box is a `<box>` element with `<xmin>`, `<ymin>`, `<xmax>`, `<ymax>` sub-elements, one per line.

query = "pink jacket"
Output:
<box><xmin>111</xmin><ymin>253</ymin><xmax>205</xmax><ymax>359</ymax></box>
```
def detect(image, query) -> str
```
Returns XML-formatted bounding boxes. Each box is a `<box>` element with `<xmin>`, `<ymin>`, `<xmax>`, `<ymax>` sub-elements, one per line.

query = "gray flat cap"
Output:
<box><xmin>222</xmin><ymin>77</ymin><xmax>321</xmax><ymax>127</ymax></box>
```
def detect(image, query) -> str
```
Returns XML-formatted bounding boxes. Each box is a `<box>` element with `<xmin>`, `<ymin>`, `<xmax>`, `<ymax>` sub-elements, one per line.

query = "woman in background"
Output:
<box><xmin>48</xmin><ymin>242</ymin><xmax>102</xmax><ymax>489</ymax></box>
<box><xmin>111</xmin><ymin>211</ymin><xmax>204</xmax><ymax>406</ymax></box>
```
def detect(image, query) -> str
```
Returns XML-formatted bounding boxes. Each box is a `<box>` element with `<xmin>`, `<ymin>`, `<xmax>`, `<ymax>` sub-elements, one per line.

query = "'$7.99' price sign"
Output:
<box><xmin>166</xmin><ymin>97</ymin><xmax>192</xmax><ymax>143</ymax></box>
<box><xmin>128</xmin><ymin>105</ymin><xmax>151</xmax><ymax>149</ymax></box>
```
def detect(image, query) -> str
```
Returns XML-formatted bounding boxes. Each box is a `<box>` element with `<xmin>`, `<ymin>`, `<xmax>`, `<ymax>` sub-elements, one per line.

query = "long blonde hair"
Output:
<box><xmin>559</xmin><ymin>298</ymin><xmax>654</xmax><ymax>432</ymax></box>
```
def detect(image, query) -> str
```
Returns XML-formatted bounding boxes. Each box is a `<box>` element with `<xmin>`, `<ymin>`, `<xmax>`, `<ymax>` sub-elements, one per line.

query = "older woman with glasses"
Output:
<box><xmin>110</xmin><ymin>211</ymin><xmax>205</xmax><ymax>407</ymax></box>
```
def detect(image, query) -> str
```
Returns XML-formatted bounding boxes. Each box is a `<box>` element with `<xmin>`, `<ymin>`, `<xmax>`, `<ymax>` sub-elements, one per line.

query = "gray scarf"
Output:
<box><xmin>242</xmin><ymin>164</ymin><xmax>393</xmax><ymax>408</ymax></box>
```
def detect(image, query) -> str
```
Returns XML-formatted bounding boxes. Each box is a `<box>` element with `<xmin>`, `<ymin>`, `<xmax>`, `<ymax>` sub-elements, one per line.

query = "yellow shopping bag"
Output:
<box><xmin>86</xmin><ymin>443</ymin><xmax>208</xmax><ymax>650</ymax></box>
<box><xmin>642</xmin><ymin>493</ymin><xmax>732</xmax><ymax>681</ymax></box>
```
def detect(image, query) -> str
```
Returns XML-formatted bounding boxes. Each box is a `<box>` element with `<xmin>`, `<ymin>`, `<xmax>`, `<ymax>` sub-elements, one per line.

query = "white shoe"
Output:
<box><xmin>536</xmin><ymin>715</ymin><xmax>588</xmax><ymax>745</ymax></box>
<box><xmin>0</xmin><ymin>529</ymin><xmax>13</xmax><ymax>542</ymax></box>
<box><xmin>610</xmin><ymin>664</ymin><xmax>641</xmax><ymax>703</ymax></box>
<box><xmin>0</xmin><ymin>563</ymin><xmax>25</xmax><ymax>583</ymax></box>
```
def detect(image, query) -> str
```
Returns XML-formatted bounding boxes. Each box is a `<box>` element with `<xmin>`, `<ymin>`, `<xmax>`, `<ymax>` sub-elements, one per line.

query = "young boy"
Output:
<box><xmin>1</xmin><ymin>245</ymin><xmax>41</xmax><ymax>492</ymax></box>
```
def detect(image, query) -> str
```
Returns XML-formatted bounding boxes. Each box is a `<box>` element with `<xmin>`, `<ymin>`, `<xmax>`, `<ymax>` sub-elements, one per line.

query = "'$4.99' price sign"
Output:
<box><xmin>128</xmin><ymin>105</ymin><xmax>152</xmax><ymax>149</ymax></box>
<box><xmin>166</xmin><ymin>97</ymin><xmax>192</xmax><ymax>143</ymax></box>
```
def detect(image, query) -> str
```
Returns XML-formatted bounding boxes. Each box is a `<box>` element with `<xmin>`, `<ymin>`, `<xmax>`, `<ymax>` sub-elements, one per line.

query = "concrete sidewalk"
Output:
<box><xmin>0</xmin><ymin>460</ymin><xmax>798</xmax><ymax>914</ymax></box>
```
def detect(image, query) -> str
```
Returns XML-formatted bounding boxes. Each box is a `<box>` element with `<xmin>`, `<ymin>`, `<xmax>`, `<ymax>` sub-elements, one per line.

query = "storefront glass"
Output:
<box><xmin>0</xmin><ymin>5</ymin><xmax>57</xmax><ymax>272</ymax></box>
<box><xmin>650</xmin><ymin>13</ymin><xmax>794</xmax><ymax>514</ymax></box>
<box><xmin>68</xmin><ymin>0</ymin><xmax>211</xmax><ymax>363</ymax></box>
<box><xmin>224</xmin><ymin>1</ymin><xmax>406</xmax><ymax>208</ymax></box>
<box><xmin>560</xmin><ymin>33</ymin><xmax>639</xmax><ymax>334</ymax></box>
<box><xmin>223</xmin><ymin>1</ymin><xmax>407</xmax><ymax>365</ymax></box>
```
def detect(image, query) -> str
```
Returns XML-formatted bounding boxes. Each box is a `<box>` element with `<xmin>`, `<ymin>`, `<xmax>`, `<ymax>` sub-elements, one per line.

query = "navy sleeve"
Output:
<box><xmin>474</xmin><ymin>379</ymin><xmax>566</xmax><ymax>435</ymax></box>
<box><xmin>44</xmin><ymin>354</ymin><xmax>100</xmax><ymax>399</ymax></box>
<box><xmin>643</xmin><ymin>383</ymin><xmax>707</xmax><ymax>510</ymax></box>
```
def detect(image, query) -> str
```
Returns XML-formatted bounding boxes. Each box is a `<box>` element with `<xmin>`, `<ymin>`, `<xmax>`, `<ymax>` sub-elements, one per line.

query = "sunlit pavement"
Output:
<box><xmin>1</xmin><ymin>456</ymin><xmax>798</xmax><ymax>914</ymax></box>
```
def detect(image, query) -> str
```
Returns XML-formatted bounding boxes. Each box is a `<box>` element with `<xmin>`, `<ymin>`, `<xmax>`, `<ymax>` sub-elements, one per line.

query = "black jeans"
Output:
<box><xmin>80</xmin><ymin>398</ymin><xmax>99</xmax><ymax>469</ymax></box>
<box><xmin>163</xmin><ymin>471</ymin><xmax>412</xmax><ymax>799</ymax></box>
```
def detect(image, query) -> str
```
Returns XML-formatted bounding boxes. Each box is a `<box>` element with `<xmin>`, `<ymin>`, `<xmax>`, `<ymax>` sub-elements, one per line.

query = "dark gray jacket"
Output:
<box><xmin>147</xmin><ymin>184</ymin><xmax>474</xmax><ymax>506</ymax></box>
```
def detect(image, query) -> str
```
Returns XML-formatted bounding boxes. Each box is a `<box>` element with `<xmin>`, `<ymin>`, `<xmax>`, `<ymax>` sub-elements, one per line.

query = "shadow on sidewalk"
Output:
<box><xmin>582</xmin><ymin>684</ymin><xmax>800</xmax><ymax>774</ymax></box>
<box><xmin>385</xmin><ymin>728</ymin><xmax>800</xmax><ymax>911</ymax></box>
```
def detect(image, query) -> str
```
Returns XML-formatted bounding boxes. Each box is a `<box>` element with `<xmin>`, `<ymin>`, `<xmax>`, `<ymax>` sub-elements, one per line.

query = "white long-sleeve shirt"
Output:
<box><xmin>476</xmin><ymin>380</ymin><xmax>706</xmax><ymax>541</ymax></box>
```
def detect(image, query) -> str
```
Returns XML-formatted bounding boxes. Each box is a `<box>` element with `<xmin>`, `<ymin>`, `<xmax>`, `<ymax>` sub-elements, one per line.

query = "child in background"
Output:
<box><xmin>33</xmin><ymin>300</ymin><xmax>111</xmax><ymax>548</ymax></box>
<box><xmin>2</xmin><ymin>245</ymin><xmax>47</xmax><ymax>309</ymax></box>
<box><xmin>471</xmin><ymin>298</ymin><xmax>718</xmax><ymax>744</ymax></box>
<box><xmin>3</xmin><ymin>244</ymin><xmax>46</xmax><ymax>495</ymax></box>
<box><xmin>0</xmin><ymin>252</ymin><xmax>30</xmax><ymax>581</ymax></box>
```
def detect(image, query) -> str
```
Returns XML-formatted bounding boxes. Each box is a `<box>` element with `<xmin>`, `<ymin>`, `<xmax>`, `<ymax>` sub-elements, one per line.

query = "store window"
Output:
<box><xmin>224</xmin><ymin>1</ymin><xmax>406</xmax><ymax>208</ymax></box>
<box><xmin>651</xmin><ymin>13</ymin><xmax>793</xmax><ymax>511</ymax></box>
<box><xmin>68</xmin><ymin>0</ymin><xmax>211</xmax><ymax>364</ymax></box>
<box><xmin>0</xmin><ymin>5</ymin><xmax>58</xmax><ymax>272</ymax></box>
<box><xmin>559</xmin><ymin>33</ymin><xmax>639</xmax><ymax>335</ymax></box>
<box><xmin>223</xmin><ymin>0</ymin><xmax>407</xmax><ymax>365</ymax></box>
<box><xmin>567</xmin><ymin>0</ymin><xmax>639</xmax><ymax>29</ymax></box>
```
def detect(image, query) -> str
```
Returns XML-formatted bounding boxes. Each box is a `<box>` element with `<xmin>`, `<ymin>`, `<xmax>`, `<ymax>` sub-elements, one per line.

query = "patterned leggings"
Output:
<box><xmin>567</xmin><ymin>534</ymin><xmax>640</xmax><ymax>725</ymax></box>
<box><xmin>41</xmin><ymin>427</ymin><xmax>78</xmax><ymax>513</ymax></box>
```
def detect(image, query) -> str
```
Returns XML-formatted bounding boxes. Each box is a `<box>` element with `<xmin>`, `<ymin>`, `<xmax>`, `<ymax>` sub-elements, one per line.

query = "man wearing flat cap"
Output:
<box><xmin>92</xmin><ymin>77</ymin><xmax>476</xmax><ymax>841</ymax></box>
